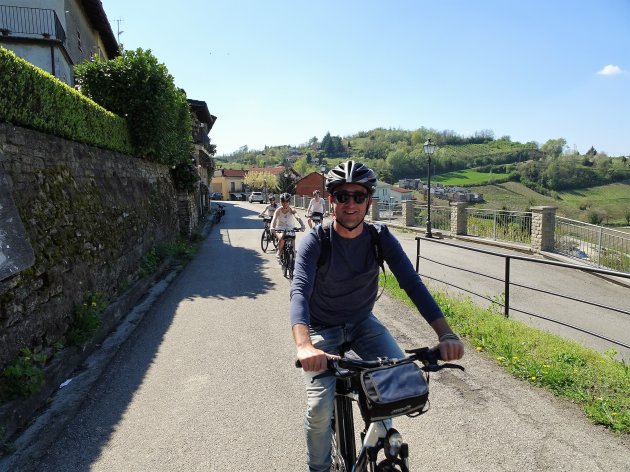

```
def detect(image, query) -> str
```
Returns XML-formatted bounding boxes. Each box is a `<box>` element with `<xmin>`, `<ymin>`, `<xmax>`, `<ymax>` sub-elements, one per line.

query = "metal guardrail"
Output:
<box><xmin>555</xmin><ymin>217</ymin><xmax>630</xmax><ymax>273</ymax></box>
<box><xmin>466</xmin><ymin>208</ymin><xmax>532</xmax><ymax>244</ymax></box>
<box><xmin>414</xmin><ymin>236</ymin><xmax>630</xmax><ymax>351</ymax></box>
<box><xmin>0</xmin><ymin>5</ymin><xmax>66</xmax><ymax>43</ymax></box>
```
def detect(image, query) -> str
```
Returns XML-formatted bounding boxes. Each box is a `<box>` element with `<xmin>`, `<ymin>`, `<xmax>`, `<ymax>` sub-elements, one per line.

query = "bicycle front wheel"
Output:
<box><xmin>261</xmin><ymin>230</ymin><xmax>269</xmax><ymax>252</ymax></box>
<box><xmin>287</xmin><ymin>251</ymin><xmax>295</xmax><ymax>279</ymax></box>
<box><xmin>331</xmin><ymin>432</ymin><xmax>348</xmax><ymax>472</ymax></box>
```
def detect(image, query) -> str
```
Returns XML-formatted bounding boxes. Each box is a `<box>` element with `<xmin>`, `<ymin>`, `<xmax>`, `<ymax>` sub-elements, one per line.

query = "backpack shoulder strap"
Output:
<box><xmin>316</xmin><ymin>223</ymin><xmax>332</xmax><ymax>269</ymax></box>
<box><xmin>366</xmin><ymin>223</ymin><xmax>385</xmax><ymax>271</ymax></box>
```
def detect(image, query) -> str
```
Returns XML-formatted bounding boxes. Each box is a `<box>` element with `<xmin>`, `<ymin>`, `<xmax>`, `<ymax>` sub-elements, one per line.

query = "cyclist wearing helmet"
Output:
<box><xmin>306</xmin><ymin>190</ymin><xmax>325</xmax><ymax>229</ymax></box>
<box><xmin>259</xmin><ymin>195</ymin><xmax>277</xmax><ymax>218</ymax></box>
<box><xmin>289</xmin><ymin>160</ymin><xmax>464</xmax><ymax>472</ymax></box>
<box><xmin>271</xmin><ymin>193</ymin><xmax>305</xmax><ymax>258</ymax></box>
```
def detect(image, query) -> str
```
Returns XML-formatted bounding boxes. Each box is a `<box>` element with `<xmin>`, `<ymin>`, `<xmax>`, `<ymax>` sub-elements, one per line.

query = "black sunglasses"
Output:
<box><xmin>333</xmin><ymin>191</ymin><xmax>369</xmax><ymax>204</ymax></box>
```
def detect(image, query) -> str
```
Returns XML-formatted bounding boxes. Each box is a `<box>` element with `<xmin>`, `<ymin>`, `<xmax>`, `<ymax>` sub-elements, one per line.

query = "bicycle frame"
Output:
<box><xmin>333</xmin><ymin>379</ymin><xmax>404</xmax><ymax>472</ymax></box>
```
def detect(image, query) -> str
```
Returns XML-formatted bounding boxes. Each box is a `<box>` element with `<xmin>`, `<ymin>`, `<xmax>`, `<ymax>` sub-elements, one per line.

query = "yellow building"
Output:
<box><xmin>211</xmin><ymin>169</ymin><xmax>247</xmax><ymax>200</ymax></box>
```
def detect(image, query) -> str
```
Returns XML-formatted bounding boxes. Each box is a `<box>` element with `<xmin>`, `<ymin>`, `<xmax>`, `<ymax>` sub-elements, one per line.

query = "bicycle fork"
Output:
<box><xmin>334</xmin><ymin>378</ymin><xmax>357</xmax><ymax>470</ymax></box>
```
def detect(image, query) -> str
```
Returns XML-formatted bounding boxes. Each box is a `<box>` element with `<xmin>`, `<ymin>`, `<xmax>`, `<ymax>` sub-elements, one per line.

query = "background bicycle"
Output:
<box><xmin>259</xmin><ymin>215</ymin><xmax>278</xmax><ymax>252</ymax></box>
<box><xmin>275</xmin><ymin>227</ymin><xmax>302</xmax><ymax>279</ymax></box>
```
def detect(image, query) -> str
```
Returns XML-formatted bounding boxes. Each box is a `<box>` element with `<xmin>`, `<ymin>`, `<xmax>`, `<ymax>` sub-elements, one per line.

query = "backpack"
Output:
<box><xmin>316</xmin><ymin>223</ymin><xmax>387</xmax><ymax>298</ymax></box>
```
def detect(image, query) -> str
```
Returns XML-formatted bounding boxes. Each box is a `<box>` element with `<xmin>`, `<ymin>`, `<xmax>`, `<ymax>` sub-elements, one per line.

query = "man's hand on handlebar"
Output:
<box><xmin>297</xmin><ymin>345</ymin><xmax>338</xmax><ymax>372</ymax></box>
<box><xmin>438</xmin><ymin>338</ymin><xmax>464</xmax><ymax>362</ymax></box>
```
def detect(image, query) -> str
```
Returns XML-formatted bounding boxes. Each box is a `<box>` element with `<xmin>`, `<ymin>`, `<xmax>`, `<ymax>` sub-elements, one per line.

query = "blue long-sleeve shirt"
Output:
<box><xmin>289</xmin><ymin>223</ymin><xmax>444</xmax><ymax>328</ymax></box>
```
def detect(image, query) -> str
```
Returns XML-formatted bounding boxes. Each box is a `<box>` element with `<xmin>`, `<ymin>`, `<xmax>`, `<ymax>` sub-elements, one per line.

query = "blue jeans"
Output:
<box><xmin>302</xmin><ymin>314</ymin><xmax>404</xmax><ymax>472</ymax></box>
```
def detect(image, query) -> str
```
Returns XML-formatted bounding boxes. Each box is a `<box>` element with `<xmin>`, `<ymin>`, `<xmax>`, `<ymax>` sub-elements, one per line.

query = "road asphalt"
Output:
<box><xmin>3</xmin><ymin>200</ymin><xmax>628</xmax><ymax>472</ymax></box>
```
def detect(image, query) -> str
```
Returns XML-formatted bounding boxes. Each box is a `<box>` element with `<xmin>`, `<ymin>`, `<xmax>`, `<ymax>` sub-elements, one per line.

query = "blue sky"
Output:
<box><xmin>101</xmin><ymin>0</ymin><xmax>630</xmax><ymax>156</ymax></box>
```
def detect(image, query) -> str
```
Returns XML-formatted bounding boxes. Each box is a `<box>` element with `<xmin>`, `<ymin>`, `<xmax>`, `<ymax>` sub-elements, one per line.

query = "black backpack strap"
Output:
<box><xmin>366</xmin><ymin>223</ymin><xmax>385</xmax><ymax>274</ymax></box>
<box><xmin>316</xmin><ymin>223</ymin><xmax>332</xmax><ymax>269</ymax></box>
<box><xmin>317</xmin><ymin>222</ymin><xmax>385</xmax><ymax>274</ymax></box>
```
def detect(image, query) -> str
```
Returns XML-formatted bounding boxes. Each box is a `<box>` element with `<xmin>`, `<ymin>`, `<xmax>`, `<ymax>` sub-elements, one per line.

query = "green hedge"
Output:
<box><xmin>0</xmin><ymin>47</ymin><xmax>132</xmax><ymax>153</ymax></box>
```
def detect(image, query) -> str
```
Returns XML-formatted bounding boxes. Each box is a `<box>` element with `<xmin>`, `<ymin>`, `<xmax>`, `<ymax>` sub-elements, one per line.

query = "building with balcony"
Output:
<box><xmin>188</xmin><ymin>98</ymin><xmax>217</xmax><ymax>215</ymax></box>
<box><xmin>0</xmin><ymin>0</ymin><xmax>119</xmax><ymax>86</ymax></box>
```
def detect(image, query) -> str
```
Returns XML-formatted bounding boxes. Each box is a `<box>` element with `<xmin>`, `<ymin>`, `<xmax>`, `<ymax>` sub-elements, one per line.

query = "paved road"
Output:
<box><xmin>19</xmin><ymin>201</ymin><xmax>630</xmax><ymax>471</ymax></box>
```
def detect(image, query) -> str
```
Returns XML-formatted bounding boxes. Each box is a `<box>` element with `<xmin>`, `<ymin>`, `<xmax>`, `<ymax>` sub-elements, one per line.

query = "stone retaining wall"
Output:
<box><xmin>0</xmin><ymin>123</ymin><xmax>180</xmax><ymax>369</ymax></box>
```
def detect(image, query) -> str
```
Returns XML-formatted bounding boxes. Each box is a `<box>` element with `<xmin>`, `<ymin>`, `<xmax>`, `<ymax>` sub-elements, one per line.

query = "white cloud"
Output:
<box><xmin>597</xmin><ymin>64</ymin><xmax>623</xmax><ymax>76</ymax></box>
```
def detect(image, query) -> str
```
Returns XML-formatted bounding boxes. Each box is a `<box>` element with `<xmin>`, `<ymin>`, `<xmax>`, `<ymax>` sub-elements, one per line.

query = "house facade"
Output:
<box><xmin>374</xmin><ymin>181</ymin><xmax>414</xmax><ymax>204</ymax></box>
<box><xmin>294</xmin><ymin>171</ymin><xmax>328</xmax><ymax>198</ymax></box>
<box><xmin>211</xmin><ymin>168</ymin><xmax>247</xmax><ymax>200</ymax></box>
<box><xmin>188</xmin><ymin>98</ymin><xmax>217</xmax><ymax>215</ymax></box>
<box><xmin>0</xmin><ymin>0</ymin><xmax>119</xmax><ymax>85</ymax></box>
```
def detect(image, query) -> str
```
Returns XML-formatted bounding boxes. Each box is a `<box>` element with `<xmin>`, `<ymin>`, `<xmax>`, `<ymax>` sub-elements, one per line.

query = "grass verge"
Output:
<box><xmin>380</xmin><ymin>273</ymin><xmax>630</xmax><ymax>433</ymax></box>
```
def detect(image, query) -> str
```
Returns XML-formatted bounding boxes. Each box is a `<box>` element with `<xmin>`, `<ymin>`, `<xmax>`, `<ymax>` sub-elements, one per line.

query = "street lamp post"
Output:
<box><xmin>423</xmin><ymin>138</ymin><xmax>436</xmax><ymax>237</ymax></box>
<box><xmin>320</xmin><ymin>164</ymin><xmax>326</xmax><ymax>196</ymax></box>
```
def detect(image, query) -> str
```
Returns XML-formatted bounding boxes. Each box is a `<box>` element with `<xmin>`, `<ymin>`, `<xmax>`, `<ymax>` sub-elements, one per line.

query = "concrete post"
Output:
<box><xmin>403</xmin><ymin>200</ymin><xmax>414</xmax><ymax>227</ymax></box>
<box><xmin>531</xmin><ymin>206</ymin><xmax>556</xmax><ymax>252</ymax></box>
<box><xmin>450</xmin><ymin>202</ymin><xmax>468</xmax><ymax>235</ymax></box>
<box><xmin>370</xmin><ymin>197</ymin><xmax>380</xmax><ymax>221</ymax></box>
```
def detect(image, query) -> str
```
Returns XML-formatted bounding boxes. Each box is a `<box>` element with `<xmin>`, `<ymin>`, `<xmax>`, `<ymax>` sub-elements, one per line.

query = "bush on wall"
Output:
<box><xmin>0</xmin><ymin>47</ymin><xmax>132</xmax><ymax>153</ymax></box>
<box><xmin>74</xmin><ymin>48</ymin><xmax>193</xmax><ymax>167</ymax></box>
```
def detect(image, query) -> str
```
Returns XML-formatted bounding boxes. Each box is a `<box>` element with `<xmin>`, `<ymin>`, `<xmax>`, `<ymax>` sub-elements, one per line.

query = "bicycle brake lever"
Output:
<box><xmin>422</xmin><ymin>362</ymin><xmax>465</xmax><ymax>373</ymax></box>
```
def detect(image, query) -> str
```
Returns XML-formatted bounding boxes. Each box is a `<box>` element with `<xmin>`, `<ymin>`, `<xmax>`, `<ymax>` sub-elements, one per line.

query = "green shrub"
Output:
<box><xmin>0</xmin><ymin>47</ymin><xmax>132</xmax><ymax>153</ymax></box>
<box><xmin>0</xmin><ymin>348</ymin><xmax>47</xmax><ymax>401</ymax></box>
<box><xmin>74</xmin><ymin>48</ymin><xmax>193</xmax><ymax>166</ymax></box>
<box><xmin>66</xmin><ymin>292</ymin><xmax>106</xmax><ymax>346</ymax></box>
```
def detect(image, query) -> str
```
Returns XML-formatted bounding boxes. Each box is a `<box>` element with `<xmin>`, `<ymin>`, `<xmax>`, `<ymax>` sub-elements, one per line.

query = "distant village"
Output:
<box><xmin>396</xmin><ymin>178</ymin><xmax>484</xmax><ymax>204</ymax></box>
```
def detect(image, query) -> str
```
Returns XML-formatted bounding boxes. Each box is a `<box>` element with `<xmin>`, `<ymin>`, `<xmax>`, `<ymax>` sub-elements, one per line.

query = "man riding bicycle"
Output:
<box><xmin>306</xmin><ymin>190</ymin><xmax>326</xmax><ymax>229</ymax></box>
<box><xmin>271</xmin><ymin>193</ymin><xmax>305</xmax><ymax>259</ymax></box>
<box><xmin>289</xmin><ymin>160</ymin><xmax>464</xmax><ymax>472</ymax></box>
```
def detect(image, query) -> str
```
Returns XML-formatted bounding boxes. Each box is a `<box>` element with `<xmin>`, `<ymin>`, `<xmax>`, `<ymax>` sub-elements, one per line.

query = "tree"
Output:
<box><xmin>541</xmin><ymin>138</ymin><xmax>567</xmax><ymax>158</ymax></box>
<box><xmin>244</xmin><ymin>171</ymin><xmax>278</xmax><ymax>191</ymax></box>
<box><xmin>321</xmin><ymin>132</ymin><xmax>334</xmax><ymax>155</ymax></box>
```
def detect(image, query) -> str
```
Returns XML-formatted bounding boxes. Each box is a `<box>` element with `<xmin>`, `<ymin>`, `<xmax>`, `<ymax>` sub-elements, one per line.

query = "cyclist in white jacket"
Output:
<box><xmin>306</xmin><ymin>190</ymin><xmax>326</xmax><ymax>229</ymax></box>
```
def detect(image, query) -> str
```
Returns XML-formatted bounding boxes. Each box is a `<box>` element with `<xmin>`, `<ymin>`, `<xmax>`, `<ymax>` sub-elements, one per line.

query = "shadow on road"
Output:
<box><xmin>29</xmin><ymin>201</ymin><xmax>281</xmax><ymax>471</ymax></box>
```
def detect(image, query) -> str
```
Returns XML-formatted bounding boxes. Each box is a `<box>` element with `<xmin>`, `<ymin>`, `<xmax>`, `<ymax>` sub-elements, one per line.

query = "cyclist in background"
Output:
<box><xmin>289</xmin><ymin>160</ymin><xmax>464</xmax><ymax>472</ymax></box>
<box><xmin>306</xmin><ymin>190</ymin><xmax>325</xmax><ymax>229</ymax></box>
<box><xmin>259</xmin><ymin>195</ymin><xmax>278</xmax><ymax>218</ymax></box>
<box><xmin>271</xmin><ymin>193</ymin><xmax>305</xmax><ymax>258</ymax></box>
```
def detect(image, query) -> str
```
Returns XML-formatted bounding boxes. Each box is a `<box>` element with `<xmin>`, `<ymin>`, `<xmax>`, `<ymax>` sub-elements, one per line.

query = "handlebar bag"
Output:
<box><xmin>360</xmin><ymin>362</ymin><xmax>429</xmax><ymax>421</ymax></box>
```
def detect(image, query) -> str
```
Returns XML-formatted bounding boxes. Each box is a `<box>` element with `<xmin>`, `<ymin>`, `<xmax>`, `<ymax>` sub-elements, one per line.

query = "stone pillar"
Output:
<box><xmin>403</xmin><ymin>200</ymin><xmax>414</xmax><ymax>226</ymax></box>
<box><xmin>450</xmin><ymin>202</ymin><xmax>468</xmax><ymax>235</ymax></box>
<box><xmin>370</xmin><ymin>197</ymin><xmax>380</xmax><ymax>221</ymax></box>
<box><xmin>531</xmin><ymin>206</ymin><xmax>556</xmax><ymax>252</ymax></box>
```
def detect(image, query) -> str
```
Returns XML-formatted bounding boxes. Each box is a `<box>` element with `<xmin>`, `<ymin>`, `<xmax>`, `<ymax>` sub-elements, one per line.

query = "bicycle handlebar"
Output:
<box><xmin>295</xmin><ymin>346</ymin><xmax>464</xmax><ymax>374</ymax></box>
<box><xmin>274</xmin><ymin>227</ymin><xmax>304</xmax><ymax>233</ymax></box>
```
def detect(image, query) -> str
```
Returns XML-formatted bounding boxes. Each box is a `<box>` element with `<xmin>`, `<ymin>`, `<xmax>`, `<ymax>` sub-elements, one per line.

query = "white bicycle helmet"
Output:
<box><xmin>326</xmin><ymin>160</ymin><xmax>377</xmax><ymax>194</ymax></box>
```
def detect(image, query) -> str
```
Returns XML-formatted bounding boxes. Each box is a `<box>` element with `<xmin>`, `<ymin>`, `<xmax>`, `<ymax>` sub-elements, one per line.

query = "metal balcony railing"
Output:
<box><xmin>555</xmin><ymin>217</ymin><xmax>630</xmax><ymax>273</ymax></box>
<box><xmin>0</xmin><ymin>5</ymin><xmax>66</xmax><ymax>43</ymax></box>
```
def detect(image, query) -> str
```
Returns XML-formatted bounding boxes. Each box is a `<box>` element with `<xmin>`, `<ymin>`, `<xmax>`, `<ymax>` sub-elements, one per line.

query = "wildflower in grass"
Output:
<box><xmin>531</xmin><ymin>376</ymin><xmax>537</xmax><ymax>381</ymax></box>
<box><xmin>476</xmin><ymin>347</ymin><xmax>483</xmax><ymax>352</ymax></box>
<box><xmin>497</xmin><ymin>356</ymin><xmax>505</xmax><ymax>361</ymax></box>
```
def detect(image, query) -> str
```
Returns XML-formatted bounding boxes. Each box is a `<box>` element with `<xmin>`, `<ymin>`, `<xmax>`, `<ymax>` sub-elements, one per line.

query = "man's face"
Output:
<box><xmin>330</xmin><ymin>183</ymin><xmax>371</xmax><ymax>229</ymax></box>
